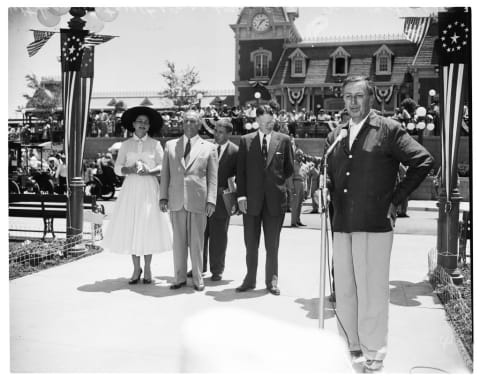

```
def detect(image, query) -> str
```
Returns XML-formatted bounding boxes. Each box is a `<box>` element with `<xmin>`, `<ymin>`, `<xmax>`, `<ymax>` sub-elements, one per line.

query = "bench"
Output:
<box><xmin>8</xmin><ymin>194</ymin><xmax>102</xmax><ymax>240</ymax></box>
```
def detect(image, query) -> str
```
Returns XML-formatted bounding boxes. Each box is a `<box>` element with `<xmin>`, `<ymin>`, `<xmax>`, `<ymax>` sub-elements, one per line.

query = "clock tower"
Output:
<box><xmin>230</xmin><ymin>7</ymin><xmax>301</xmax><ymax>106</ymax></box>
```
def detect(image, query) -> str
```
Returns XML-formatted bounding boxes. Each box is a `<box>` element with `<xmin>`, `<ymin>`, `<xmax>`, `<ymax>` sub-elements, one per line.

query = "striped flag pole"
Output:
<box><xmin>436</xmin><ymin>8</ymin><xmax>471</xmax><ymax>283</ymax></box>
<box><xmin>60</xmin><ymin>28</ymin><xmax>94</xmax><ymax>255</ymax></box>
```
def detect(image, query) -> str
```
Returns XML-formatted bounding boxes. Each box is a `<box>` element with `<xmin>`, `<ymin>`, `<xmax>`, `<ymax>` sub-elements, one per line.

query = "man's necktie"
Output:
<box><xmin>217</xmin><ymin>144</ymin><xmax>221</xmax><ymax>159</ymax></box>
<box><xmin>184</xmin><ymin>138</ymin><xmax>191</xmax><ymax>160</ymax></box>
<box><xmin>262</xmin><ymin>134</ymin><xmax>268</xmax><ymax>164</ymax></box>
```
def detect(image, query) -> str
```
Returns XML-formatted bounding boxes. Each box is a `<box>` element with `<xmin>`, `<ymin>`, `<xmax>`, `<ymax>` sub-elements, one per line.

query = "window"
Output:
<box><xmin>330</xmin><ymin>47</ymin><xmax>350</xmax><ymax>76</ymax></box>
<box><xmin>255</xmin><ymin>54</ymin><xmax>269</xmax><ymax>77</ymax></box>
<box><xmin>288</xmin><ymin>48</ymin><xmax>308</xmax><ymax>77</ymax></box>
<box><xmin>373</xmin><ymin>44</ymin><xmax>393</xmax><ymax>75</ymax></box>
<box><xmin>250</xmin><ymin>48</ymin><xmax>272</xmax><ymax>78</ymax></box>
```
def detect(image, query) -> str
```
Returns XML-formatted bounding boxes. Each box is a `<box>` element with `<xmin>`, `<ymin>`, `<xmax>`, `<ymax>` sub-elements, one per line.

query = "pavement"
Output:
<box><xmin>9</xmin><ymin>197</ymin><xmax>472</xmax><ymax>373</ymax></box>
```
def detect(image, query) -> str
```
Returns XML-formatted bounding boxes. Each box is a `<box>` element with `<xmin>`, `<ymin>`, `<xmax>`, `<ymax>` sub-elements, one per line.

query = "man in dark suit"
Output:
<box><xmin>236</xmin><ymin>101</ymin><xmax>294</xmax><ymax>295</ymax></box>
<box><xmin>202</xmin><ymin>119</ymin><xmax>239</xmax><ymax>281</ymax></box>
<box><xmin>325</xmin><ymin>75</ymin><xmax>433</xmax><ymax>372</ymax></box>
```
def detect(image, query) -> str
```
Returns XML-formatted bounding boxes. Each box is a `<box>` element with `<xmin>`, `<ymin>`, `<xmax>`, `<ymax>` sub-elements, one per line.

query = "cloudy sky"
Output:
<box><xmin>6</xmin><ymin>1</ymin><xmax>452</xmax><ymax>118</ymax></box>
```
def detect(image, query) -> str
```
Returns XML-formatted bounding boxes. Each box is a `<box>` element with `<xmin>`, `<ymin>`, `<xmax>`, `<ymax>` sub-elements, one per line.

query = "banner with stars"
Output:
<box><xmin>437</xmin><ymin>8</ymin><xmax>471</xmax><ymax>202</ymax></box>
<box><xmin>60</xmin><ymin>28</ymin><xmax>94</xmax><ymax>186</ymax></box>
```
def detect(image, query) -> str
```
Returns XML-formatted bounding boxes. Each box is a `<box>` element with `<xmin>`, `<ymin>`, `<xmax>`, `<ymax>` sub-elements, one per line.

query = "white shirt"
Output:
<box><xmin>217</xmin><ymin>141</ymin><xmax>229</xmax><ymax>161</ymax></box>
<box><xmin>258</xmin><ymin>130</ymin><xmax>272</xmax><ymax>151</ymax></box>
<box><xmin>348</xmin><ymin>114</ymin><xmax>370</xmax><ymax>149</ymax></box>
<box><xmin>183</xmin><ymin>134</ymin><xmax>200</xmax><ymax>152</ymax></box>
<box><xmin>133</xmin><ymin>133</ymin><xmax>148</xmax><ymax>153</ymax></box>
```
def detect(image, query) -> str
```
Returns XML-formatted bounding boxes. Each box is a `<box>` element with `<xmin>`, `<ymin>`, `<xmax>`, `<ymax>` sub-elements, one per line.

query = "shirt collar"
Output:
<box><xmin>184</xmin><ymin>134</ymin><xmax>200</xmax><ymax>144</ymax></box>
<box><xmin>133</xmin><ymin>134</ymin><xmax>148</xmax><ymax>142</ymax></box>
<box><xmin>349</xmin><ymin>113</ymin><xmax>370</xmax><ymax>130</ymax></box>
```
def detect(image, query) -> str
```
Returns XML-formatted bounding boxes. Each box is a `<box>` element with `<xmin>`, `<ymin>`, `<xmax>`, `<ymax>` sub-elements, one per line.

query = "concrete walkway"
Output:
<box><xmin>10</xmin><ymin>208</ymin><xmax>471</xmax><ymax>373</ymax></box>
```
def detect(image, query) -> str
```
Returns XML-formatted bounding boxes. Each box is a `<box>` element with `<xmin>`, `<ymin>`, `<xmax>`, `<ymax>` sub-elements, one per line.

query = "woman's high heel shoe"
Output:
<box><xmin>128</xmin><ymin>269</ymin><xmax>142</xmax><ymax>284</ymax></box>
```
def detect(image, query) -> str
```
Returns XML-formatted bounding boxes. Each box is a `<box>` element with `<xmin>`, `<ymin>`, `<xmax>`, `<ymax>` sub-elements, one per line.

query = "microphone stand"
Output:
<box><xmin>318</xmin><ymin>153</ymin><xmax>330</xmax><ymax>329</ymax></box>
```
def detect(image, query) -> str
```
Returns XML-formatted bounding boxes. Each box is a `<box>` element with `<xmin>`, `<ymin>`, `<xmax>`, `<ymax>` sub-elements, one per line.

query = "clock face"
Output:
<box><xmin>252</xmin><ymin>13</ymin><xmax>270</xmax><ymax>32</ymax></box>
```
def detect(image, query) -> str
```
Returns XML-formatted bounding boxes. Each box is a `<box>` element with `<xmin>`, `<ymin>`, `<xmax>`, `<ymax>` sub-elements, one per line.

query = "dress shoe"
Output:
<box><xmin>211</xmin><ymin>274</ymin><xmax>222</xmax><ymax>281</ymax></box>
<box><xmin>194</xmin><ymin>284</ymin><xmax>205</xmax><ymax>291</ymax></box>
<box><xmin>290</xmin><ymin>224</ymin><xmax>298</xmax><ymax>228</ymax></box>
<box><xmin>187</xmin><ymin>270</ymin><xmax>193</xmax><ymax>278</ymax></box>
<box><xmin>350</xmin><ymin>350</ymin><xmax>363</xmax><ymax>361</ymax></box>
<box><xmin>142</xmin><ymin>278</ymin><xmax>152</xmax><ymax>284</ymax></box>
<box><xmin>169</xmin><ymin>281</ymin><xmax>187</xmax><ymax>290</ymax></box>
<box><xmin>364</xmin><ymin>360</ymin><xmax>383</xmax><ymax>373</ymax></box>
<box><xmin>267</xmin><ymin>285</ymin><xmax>280</xmax><ymax>295</ymax></box>
<box><xmin>128</xmin><ymin>269</ymin><xmax>142</xmax><ymax>285</ymax></box>
<box><xmin>310</xmin><ymin>210</ymin><xmax>319</xmax><ymax>214</ymax></box>
<box><xmin>297</xmin><ymin>222</ymin><xmax>307</xmax><ymax>227</ymax></box>
<box><xmin>235</xmin><ymin>283</ymin><xmax>255</xmax><ymax>292</ymax></box>
<box><xmin>397</xmin><ymin>213</ymin><xmax>409</xmax><ymax>218</ymax></box>
<box><xmin>328</xmin><ymin>292</ymin><xmax>336</xmax><ymax>303</ymax></box>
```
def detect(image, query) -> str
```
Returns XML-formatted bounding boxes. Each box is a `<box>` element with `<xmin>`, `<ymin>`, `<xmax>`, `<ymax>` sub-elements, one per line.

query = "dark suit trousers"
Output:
<box><xmin>203</xmin><ymin>216</ymin><xmax>230</xmax><ymax>275</ymax></box>
<box><xmin>242</xmin><ymin>206</ymin><xmax>285</xmax><ymax>287</ymax></box>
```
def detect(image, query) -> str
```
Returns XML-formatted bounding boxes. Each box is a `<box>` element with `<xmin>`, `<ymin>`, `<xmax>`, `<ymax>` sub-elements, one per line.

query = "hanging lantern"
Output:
<box><xmin>37</xmin><ymin>9</ymin><xmax>60</xmax><ymax>27</ymax></box>
<box><xmin>245</xmin><ymin>122</ymin><xmax>252</xmax><ymax>130</ymax></box>
<box><xmin>252</xmin><ymin>122</ymin><xmax>259</xmax><ymax>130</ymax></box>
<box><xmin>407</xmin><ymin>122</ymin><xmax>415</xmax><ymax>131</ymax></box>
<box><xmin>427</xmin><ymin>123</ymin><xmax>435</xmax><ymax>131</ymax></box>
<box><xmin>417</xmin><ymin>121</ymin><xmax>426</xmax><ymax>130</ymax></box>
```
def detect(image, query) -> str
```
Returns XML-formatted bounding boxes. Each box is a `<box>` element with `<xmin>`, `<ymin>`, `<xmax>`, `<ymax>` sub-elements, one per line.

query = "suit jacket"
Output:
<box><xmin>237</xmin><ymin>131</ymin><xmax>294</xmax><ymax>216</ymax></box>
<box><xmin>160</xmin><ymin>136</ymin><xmax>218</xmax><ymax>214</ymax></box>
<box><xmin>325</xmin><ymin>111</ymin><xmax>434</xmax><ymax>233</ymax></box>
<box><xmin>212</xmin><ymin>141</ymin><xmax>239</xmax><ymax>219</ymax></box>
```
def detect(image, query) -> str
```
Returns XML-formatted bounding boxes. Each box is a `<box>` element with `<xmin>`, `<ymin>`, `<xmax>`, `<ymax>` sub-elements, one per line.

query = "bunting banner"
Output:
<box><xmin>287</xmin><ymin>87</ymin><xmax>305</xmax><ymax>105</ymax></box>
<box><xmin>438</xmin><ymin>8</ymin><xmax>470</xmax><ymax>202</ymax></box>
<box><xmin>248</xmin><ymin>80</ymin><xmax>269</xmax><ymax>87</ymax></box>
<box><xmin>374</xmin><ymin>86</ymin><xmax>394</xmax><ymax>104</ymax></box>
<box><xmin>27</xmin><ymin>30</ymin><xmax>55</xmax><ymax>57</ymax></box>
<box><xmin>60</xmin><ymin>28</ymin><xmax>94</xmax><ymax>187</ymax></box>
<box><xmin>403</xmin><ymin>16</ymin><xmax>431</xmax><ymax>44</ymax></box>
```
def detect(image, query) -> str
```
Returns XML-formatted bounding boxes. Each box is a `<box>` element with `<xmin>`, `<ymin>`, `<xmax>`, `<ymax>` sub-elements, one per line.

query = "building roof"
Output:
<box><xmin>269</xmin><ymin>41</ymin><xmax>417</xmax><ymax>86</ymax></box>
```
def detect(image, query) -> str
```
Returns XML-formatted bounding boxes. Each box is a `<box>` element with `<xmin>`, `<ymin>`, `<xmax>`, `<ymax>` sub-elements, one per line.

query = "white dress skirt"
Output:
<box><xmin>102</xmin><ymin>137</ymin><xmax>173</xmax><ymax>256</ymax></box>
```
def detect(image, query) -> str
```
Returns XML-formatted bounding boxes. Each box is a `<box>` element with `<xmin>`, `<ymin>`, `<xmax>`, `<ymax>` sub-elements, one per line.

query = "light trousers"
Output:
<box><xmin>170</xmin><ymin>208</ymin><xmax>207</xmax><ymax>287</ymax></box>
<box><xmin>333</xmin><ymin>231</ymin><xmax>394</xmax><ymax>361</ymax></box>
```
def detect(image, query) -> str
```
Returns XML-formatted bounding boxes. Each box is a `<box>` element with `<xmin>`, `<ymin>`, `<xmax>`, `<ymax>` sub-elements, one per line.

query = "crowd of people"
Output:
<box><xmin>100</xmin><ymin>75</ymin><xmax>435</xmax><ymax>373</ymax></box>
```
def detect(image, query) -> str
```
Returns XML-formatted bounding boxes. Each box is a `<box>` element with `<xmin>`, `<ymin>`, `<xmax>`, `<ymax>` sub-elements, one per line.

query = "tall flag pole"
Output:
<box><xmin>60</xmin><ymin>27</ymin><xmax>93</xmax><ymax>255</ymax></box>
<box><xmin>436</xmin><ymin>7</ymin><xmax>471</xmax><ymax>284</ymax></box>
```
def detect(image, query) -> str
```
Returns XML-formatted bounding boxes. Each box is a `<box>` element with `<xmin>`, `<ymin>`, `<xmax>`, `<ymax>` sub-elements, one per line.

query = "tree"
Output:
<box><xmin>23</xmin><ymin>74</ymin><xmax>61</xmax><ymax>119</ymax></box>
<box><xmin>160</xmin><ymin>61</ymin><xmax>200</xmax><ymax>107</ymax></box>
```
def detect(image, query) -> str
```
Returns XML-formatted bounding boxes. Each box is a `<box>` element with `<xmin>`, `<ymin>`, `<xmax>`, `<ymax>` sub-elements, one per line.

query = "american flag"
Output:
<box><xmin>438</xmin><ymin>8</ymin><xmax>471</xmax><ymax>202</ymax></box>
<box><xmin>26</xmin><ymin>30</ymin><xmax>54</xmax><ymax>57</ymax></box>
<box><xmin>84</xmin><ymin>34</ymin><xmax>115</xmax><ymax>47</ymax></box>
<box><xmin>403</xmin><ymin>17</ymin><xmax>431</xmax><ymax>44</ymax></box>
<box><xmin>60</xmin><ymin>29</ymin><xmax>94</xmax><ymax>186</ymax></box>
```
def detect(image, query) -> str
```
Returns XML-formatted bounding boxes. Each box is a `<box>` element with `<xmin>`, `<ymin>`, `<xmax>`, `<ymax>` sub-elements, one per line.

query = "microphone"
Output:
<box><xmin>324</xmin><ymin>127</ymin><xmax>348</xmax><ymax>157</ymax></box>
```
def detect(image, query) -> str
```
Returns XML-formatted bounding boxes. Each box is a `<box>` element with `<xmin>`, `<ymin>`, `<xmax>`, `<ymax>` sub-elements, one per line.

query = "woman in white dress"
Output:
<box><xmin>103</xmin><ymin>106</ymin><xmax>172</xmax><ymax>284</ymax></box>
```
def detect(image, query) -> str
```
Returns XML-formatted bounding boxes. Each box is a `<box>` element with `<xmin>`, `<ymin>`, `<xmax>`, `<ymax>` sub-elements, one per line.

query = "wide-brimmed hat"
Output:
<box><xmin>121</xmin><ymin>106</ymin><xmax>163</xmax><ymax>135</ymax></box>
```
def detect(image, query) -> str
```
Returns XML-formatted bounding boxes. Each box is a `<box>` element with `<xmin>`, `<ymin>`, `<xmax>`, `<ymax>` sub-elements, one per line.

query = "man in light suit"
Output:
<box><xmin>236</xmin><ymin>101</ymin><xmax>294</xmax><ymax>295</ymax></box>
<box><xmin>160</xmin><ymin>111</ymin><xmax>218</xmax><ymax>291</ymax></box>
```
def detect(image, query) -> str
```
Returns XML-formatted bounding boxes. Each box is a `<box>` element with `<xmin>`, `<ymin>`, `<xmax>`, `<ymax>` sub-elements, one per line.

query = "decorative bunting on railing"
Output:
<box><xmin>287</xmin><ymin>87</ymin><xmax>305</xmax><ymax>105</ymax></box>
<box><xmin>374</xmin><ymin>86</ymin><xmax>394</xmax><ymax>104</ymax></box>
<box><xmin>248</xmin><ymin>80</ymin><xmax>269</xmax><ymax>87</ymax></box>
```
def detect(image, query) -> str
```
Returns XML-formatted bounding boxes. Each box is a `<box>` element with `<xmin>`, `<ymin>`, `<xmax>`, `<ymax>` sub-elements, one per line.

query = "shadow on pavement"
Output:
<box><xmin>294</xmin><ymin>297</ymin><xmax>336</xmax><ymax>320</ymax></box>
<box><xmin>205</xmin><ymin>288</ymin><xmax>269</xmax><ymax>301</ymax></box>
<box><xmin>389</xmin><ymin>280</ymin><xmax>441</xmax><ymax>307</ymax></box>
<box><xmin>77</xmin><ymin>277</ymin><xmax>197</xmax><ymax>297</ymax></box>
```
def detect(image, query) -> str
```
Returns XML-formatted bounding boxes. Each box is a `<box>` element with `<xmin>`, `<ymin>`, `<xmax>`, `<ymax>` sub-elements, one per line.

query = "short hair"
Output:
<box><xmin>183</xmin><ymin>110</ymin><xmax>201</xmax><ymax>123</ymax></box>
<box><xmin>342</xmin><ymin>75</ymin><xmax>374</xmax><ymax>97</ymax></box>
<box><xmin>215</xmin><ymin>119</ymin><xmax>233</xmax><ymax>133</ymax></box>
<box><xmin>256</xmin><ymin>100</ymin><xmax>280</xmax><ymax>117</ymax></box>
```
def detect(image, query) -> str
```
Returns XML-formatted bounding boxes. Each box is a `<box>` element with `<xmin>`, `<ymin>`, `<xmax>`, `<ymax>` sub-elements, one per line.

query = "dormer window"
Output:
<box><xmin>373</xmin><ymin>44</ymin><xmax>394</xmax><ymax>75</ymax></box>
<box><xmin>288</xmin><ymin>48</ymin><xmax>308</xmax><ymax>77</ymax></box>
<box><xmin>330</xmin><ymin>47</ymin><xmax>351</xmax><ymax>76</ymax></box>
<box><xmin>250</xmin><ymin>48</ymin><xmax>272</xmax><ymax>78</ymax></box>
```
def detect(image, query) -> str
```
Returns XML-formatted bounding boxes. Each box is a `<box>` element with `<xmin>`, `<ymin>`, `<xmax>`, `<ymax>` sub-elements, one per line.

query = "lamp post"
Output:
<box><xmin>196</xmin><ymin>92</ymin><xmax>203</xmax><ymax>110</ymax></box>
<box><xmin>254</xmin><ymin>91</ymin><xmax>261</xmax><ymax>108</ymax></box>
<box><xmin>37</xmin><ymin>7</ymin><xmax>118</xmax><ymax>255</ymax></box>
